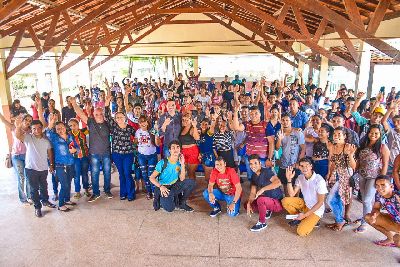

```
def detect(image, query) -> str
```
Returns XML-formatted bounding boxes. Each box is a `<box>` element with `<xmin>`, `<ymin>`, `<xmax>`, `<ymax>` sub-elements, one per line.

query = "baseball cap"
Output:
<box><xmin>373</xmin><ymin>106</ymin><xmax>386</xmax><ymax>115</ymax></box>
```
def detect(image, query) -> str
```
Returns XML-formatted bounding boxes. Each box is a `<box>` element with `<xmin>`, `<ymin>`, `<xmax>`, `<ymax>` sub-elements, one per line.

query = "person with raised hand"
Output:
<box><xmin>70</xmin><ymin>96</ymin><xmax>113</xmax><ymax>202</ymax></box>
<box><xmin>282</xmin><ymin>158</ymin><xmax>328</xmax><ymax>236</ymax></box>
<box><xmin>104</xmin><ymin>94</ymin><xmax>136</xmax><ymax>201</ymax></box>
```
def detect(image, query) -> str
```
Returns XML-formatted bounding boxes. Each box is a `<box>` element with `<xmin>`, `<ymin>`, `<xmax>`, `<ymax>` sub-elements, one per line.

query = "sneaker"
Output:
<box><xmin>120</xmin><ymin>196</ymin><xmax>127</xmax><ymax>200</ymax></box>
<box><xmin>73</xmin><ymin>193</ymin><xmax>82</xmax><ymax>199</ymax></box>
<box><xmin>250</xmin><ymin>221</ymin><xmax>268</xmax><ymax>232</ymax></box>
<box><xmin>209</xmin><ymin>208</ymin><xmax>222</xmax><ymax>217</ymax></box>
<box><xmin>42</xmin><ymin>201</ymin><xmax>56</xmax><ymax>208</ymax></box>
<box><xmin>52</xmin><ymin>194</ymin><xmax>58</xmax><ymax>202</ymax></box>
<box><xmin>178</xmin><ymin>203</ymin><xmax>194</xmax><ymax>212</ymax></box>
<box><xmin>265</xmin><ymin>210</ymin><xmax>272</xmax><ymax>220</ymax></box>
<box><xmin>88</xmin><ymin>195</ymin><xmax>100</xmax><ymax>202</ymax></box>
<box><xmin>105</xmin><ymin>192</ymin><xmax>113</xmax><ymax>199</ymax></box>
<box><xmin>288</xmin><ymin>220</ymin><xmax>301</xmax><ymax>227</ymax></box>
<box><xmin>35</xmin><ymin>209</ymin><xmax>43</xmax><ymax>218</ymax></box>
<box><xmin>27</xmin><ymin>198</ymin><xmax>33</xmax><ymax>205</ymax></box>
<box><xmin>84</xmin><ymin>190</ymin><xmax>91</xmax><ymax>197</ymax></box>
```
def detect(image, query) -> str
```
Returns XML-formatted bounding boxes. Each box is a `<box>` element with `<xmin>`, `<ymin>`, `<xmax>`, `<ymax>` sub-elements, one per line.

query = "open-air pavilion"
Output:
<box><xmin>0</xmin><ymin>0</ymin><xmax>400</xmax><ymax>266</ymax></box>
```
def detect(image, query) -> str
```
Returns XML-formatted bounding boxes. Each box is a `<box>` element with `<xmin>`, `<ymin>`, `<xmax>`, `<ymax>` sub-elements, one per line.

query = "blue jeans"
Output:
<box><xmin>314</xmin><ymin>159</ymin><xmax>329</xmax><ymax>179</ymax></box>
<box><xmin>112</xmin><ymin>153</ymin><xmax>135</xmax><ymax>200</ymax></box>
<box><xmin>55</xmin><ymin>164</ymin><xmax>75</xmax><ymax>207</ymax></box>
<box><xmin>51</xmin><ymin>173</ymin><xmax>59</xmax><ymax>195</ymax></box>
<box><xmin>328</xmin><ymin>182</ymin><xmax>344</xmax><ymax>223</ymax></box>
<box><xmin>11</xmin><ymin>154</ymin><xmax>30</xmax><ymax>202</ymax></box>
<box><xmin>138</xmin><ymin>153</ymin><xmax>158</xmax><ymax>193</ymax></box>
<box><xmin>74</xmin><ymin>157</ymin><xmax>89</xmax><ymax>193</ymax></box>
<box><xmin>359</xmin><ymin>176</ymin><xmax>376</xmax><ymax>224</ymax></box>
<box><xmin>244</xmin><ymin>155</ymin><xmax>266</xmax><ymax>180</ymax></box>
<box><xmin>90</xmin><ymin>154</ymin><xmax>111</xmax><ymax>196</ymax></box>
<box><xmin>203</xmin><ymin>188</ymin><xmax>241</xmax><ymax>217</ymax></box>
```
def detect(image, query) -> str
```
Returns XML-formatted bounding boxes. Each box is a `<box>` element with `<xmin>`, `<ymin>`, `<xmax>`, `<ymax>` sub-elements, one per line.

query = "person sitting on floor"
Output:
<box><xmin>203</xmin><ymin>156</ymin><xmax>242</xmax><ymax>217</ymax></box>
<box><xmin>246</xmin><ymin>154</ymin><xmax>283</xmax><ymax>232</ymax></box>
<box><xmin>149</xmin><ymin>140</ymin><xmax>195</xmax><ymax>212</ymax></box>
<box><xmin>366</xmin><ymin>175</ymin><xmax>400</xmax><ymax>247</ymax></box>
<box><xmin>282</xmin><ymin>157</ymin><xmax>328</xmax><ymax>236</ymax></box>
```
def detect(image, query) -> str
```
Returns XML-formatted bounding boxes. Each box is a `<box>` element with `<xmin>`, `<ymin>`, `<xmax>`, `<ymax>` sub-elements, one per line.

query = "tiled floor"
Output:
<box><xmin>0</xmin><ymin>167</ymin><xmax>399</xmax><ymax>266</ymax></box>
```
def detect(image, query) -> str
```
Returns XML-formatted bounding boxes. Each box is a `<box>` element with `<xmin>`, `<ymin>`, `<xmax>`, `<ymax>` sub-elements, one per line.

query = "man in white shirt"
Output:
<box><xmin>282</xmin><ymin>157</ymin><xmax>328</xmax><ymax>236</ymax></box>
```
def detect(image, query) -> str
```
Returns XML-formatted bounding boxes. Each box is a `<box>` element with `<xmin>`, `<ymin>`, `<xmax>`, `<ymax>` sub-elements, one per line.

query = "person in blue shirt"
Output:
<box><xmin>289</xmin><ymin>99</ymin><xmax>309</xmax><ymax>129</ymax></box>
<box><xmin>149</xmin><ymin>140</ymin><xmax>195</xmax><ymax>212</ymax></box>
<box><xmin>207</xmin><ymin>78</ymin><xmax>216</xmax><ymax>92</ymax></box>
<box><xmin>198</xmin><ymin>118</ymin><xmax>217</xmax><ymax>180</ymax></box>
<box><xmin>46</xmin><ymin>114</ymin><xmax>77</xmax><ymax>212</ymax></box>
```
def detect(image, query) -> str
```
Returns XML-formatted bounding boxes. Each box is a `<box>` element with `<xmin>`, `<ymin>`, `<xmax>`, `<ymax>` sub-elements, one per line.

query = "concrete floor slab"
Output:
<box><xmin>0</xmin><ymin>168</ymin><xmax>399</xmax><ymax>266</ymax></box>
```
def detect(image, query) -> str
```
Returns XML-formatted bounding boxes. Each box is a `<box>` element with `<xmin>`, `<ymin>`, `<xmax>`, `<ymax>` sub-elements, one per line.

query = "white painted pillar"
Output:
<box><xmin>319</xmin><ymin>56</ymin><xmax>329</xmax><ymax>88</ymax></box>
<box><xmin>0</xmin><ymin>43</ymin><xmax>13</xmax><ymax>149</ymax></box>
<box><xmin>355</xmin><ymin>42</ymin><xmax>372</xmax><ymax>93</ymax></box>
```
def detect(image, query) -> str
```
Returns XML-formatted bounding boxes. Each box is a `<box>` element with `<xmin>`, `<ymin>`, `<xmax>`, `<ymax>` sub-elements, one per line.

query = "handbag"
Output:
<box><xmin>5</xmin><ymin>150</ymin><xmax>12</xmax><ymax>169</ymax></box>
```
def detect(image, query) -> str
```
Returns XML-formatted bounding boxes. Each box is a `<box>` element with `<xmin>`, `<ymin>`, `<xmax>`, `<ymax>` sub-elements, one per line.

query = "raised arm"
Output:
<box><xmin>0</xmin><ymin>112</ymin><xmax>14</xmax><ymax>129</ymax></box>
<box><xmin>70</xmin><ymin>96</ymin><xmax>88</xmax><ymax>125</ymax></box>
<box><xmin>232</xmin><ymin>104</ymin><xmax>245</xmax><ymax>131</ymax></box>
<box><xmin>104</xmin><ymin>77</ymin><xmax>111</xmax><ymax>96</ymax></box>
<box><xmin>286</xmin><ymin>166</ymin><xmax>300</xmax><ymax>197</ymax></box>
<box><xmin>35</xmin><ymin>93</ymin><xmax>47</xmax><ymax>128</ymax></box>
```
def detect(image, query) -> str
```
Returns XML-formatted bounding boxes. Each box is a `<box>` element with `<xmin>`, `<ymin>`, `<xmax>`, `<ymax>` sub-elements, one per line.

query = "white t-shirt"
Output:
<box><xmin>24</xmin><ymin>134</ymin><xmax>52</xmax><ymax>171</ymax></box>
<box><xmin>295</xmin><ymin>172</ymin><xmax>328</xmax><ymax>218</ymax></box>
<box><xmin>135</xmin><ymin>129</ymin><xmax>156</xmax><ymax>155</ymax></box>
<box><xmin>194</xmin><ymin>95</ymin><xmax>210</xmax><ymax>109</ymax></box>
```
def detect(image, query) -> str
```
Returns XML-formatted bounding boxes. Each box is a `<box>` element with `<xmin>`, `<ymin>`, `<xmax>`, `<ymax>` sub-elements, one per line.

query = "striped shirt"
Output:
<box><xmin>213</xmin><ymin>130</ymin><xmax>234</xmax><ymax>151</ymax></box>
<box><xmin>245</xmin><ymin>121</ymin><xmax>269</xmax><ymax>158</ymax></box>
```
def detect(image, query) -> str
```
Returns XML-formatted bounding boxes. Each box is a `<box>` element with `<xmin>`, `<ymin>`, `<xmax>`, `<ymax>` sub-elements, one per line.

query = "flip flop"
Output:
<box><xmin>354</xmin><ymin>224</ymin><xmax>367</xmax><ymax>233</ymax></box>
<box><xmin>373</xmin><ymin>240</ymin><xmax>397</xmax><ymax>247</ymax></box>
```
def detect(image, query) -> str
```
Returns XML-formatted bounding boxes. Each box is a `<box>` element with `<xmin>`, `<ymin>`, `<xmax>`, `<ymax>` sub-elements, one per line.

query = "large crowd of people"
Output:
<box><xmin>1</xmin><ymin>68</ymin><xmax>400</xmax><ymax>248</ymax></box>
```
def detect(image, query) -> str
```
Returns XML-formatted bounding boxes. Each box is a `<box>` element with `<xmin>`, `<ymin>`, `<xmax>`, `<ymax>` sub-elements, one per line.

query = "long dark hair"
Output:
<box><xmin>356</xmin><ymin>124</ymin><xmax>382</xmax><ymax>158</ymax></box>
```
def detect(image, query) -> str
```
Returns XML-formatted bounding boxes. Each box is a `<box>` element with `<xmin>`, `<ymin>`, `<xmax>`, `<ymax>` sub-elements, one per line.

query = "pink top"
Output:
<box><xmin>12</xmin><ymin>130</ymin><xmax>27</xmax><ymax>155</ymax></box>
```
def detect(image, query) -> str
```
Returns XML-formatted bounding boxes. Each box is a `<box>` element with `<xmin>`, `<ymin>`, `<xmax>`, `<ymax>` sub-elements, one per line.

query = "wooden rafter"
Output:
<box><xmin>59</xmin><ymin>0</ymin><xmax>170</xmax><ymax>73</ymax></box>
<box><xmin>343</xmin><ymin>0</ymin><xmax>364</xmax><ymax>28</ymax></box>
<box><xmin>280</xmin><ymin>0</ymin><xmax>400</xmax><ymax>62</ymax></box>
<box><xmin>90</xmin><ymin>16</ymin><xmax>176</xmax><ymax>71</ymax></box>
<box><xmin>200</xmin><ymin>0</ymin><xmax>317</xmax><ymax>68</ymax></box>
<box><xmin>229</xmin><ymin>0</ymin><xmax>358</xmax><ymax>72</ymax></box>
<box><xmin>5</xmin><ymin>0</ymin><xmax>118</xmax><ymax>78</ymax></box>
<box><xmin>335</xmin><ymin>26</ymin><xmax>360</xmax><ymax>64</ymax></box>
<box><xmin>205</xmin><ymin>14</ymin><xmax>297</xmax><ymax>68</ymax></box>
<box><xmin>367</xmin><ymin>0</ymin><xmax>391</xmax><ymax>34</ymax></box>
<box><xmin>156</xmin><ymin>7</ymin><xmax>214</xmax><ymax>14</ymax></box>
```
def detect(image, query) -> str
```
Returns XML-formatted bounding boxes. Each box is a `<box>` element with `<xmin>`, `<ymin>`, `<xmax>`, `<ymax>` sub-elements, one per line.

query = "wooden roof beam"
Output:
<box><xmin>201</xmin><ymin>0</ymin><xmax>314</xmax><ymax>68</ymax></box>
<box><xmin>206</xmin><ymin>14</ymin><xmax>298</xmax><ymax>68</ymax></box>
<box><xmin>343</xmin><ymin>0</ymin><xmax>364</xmax><ymax>29</ymax></box>
<box><xmin>279</xmin><ymin>0</ymin><xmax>400</xmax><ymax>63</ymax></box>
<box><xmin>90</xmin><ymin>16</ymin><xmax>176</xmax><ymax>71</ymax></box>
<box><xmin>59</xmin><ymin>0</ymin><xmax>170</xmax><ymax>74</ymax></box>
<box><xmin>6</xmin><ymin>0</ymin><xmax>117</xmax><ymax>78</ymax></box>
<box><xmin>228</xmin><ymin>0</ymin><xmax>357</xmax><ymax>72</ymax></box>
<box><xmin>367</xmin><ymin>0</ymin><xmax>391</xmax><ymax>34</ymax></box>
<box><xmin>0</xmin><ymin>0</ymin><xmax>27</xmax><ymax>23</ymax></box>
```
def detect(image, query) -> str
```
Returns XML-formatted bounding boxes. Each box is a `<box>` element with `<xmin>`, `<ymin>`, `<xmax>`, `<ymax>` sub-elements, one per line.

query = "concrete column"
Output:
<box><xmin>366</xmin><ymin>63</ymin><xmax>376</xmax><ymax>99</ymax></box>
<box><xmin>193</xmin><ymin>56</ymin><xmax>199</xmax><ymax>75</ymax></box>
<box><xmin>52</xmin><ymin>48</ymin><xmax>64</xmax><ymax>110</ymax></box>
<box><xmin>355</xmin><ymin>42</ymin><xmax>372</xmax><ymax>93</ymax></box>
<box><xmin>319</xmin><ymin>56</ymin><xmax>329</xmax><ymax>88</ymax></box>
<box><xmin>0</xmin><ymin>45</ymin><xmax>13</xmax><ymax>150</ymax></box>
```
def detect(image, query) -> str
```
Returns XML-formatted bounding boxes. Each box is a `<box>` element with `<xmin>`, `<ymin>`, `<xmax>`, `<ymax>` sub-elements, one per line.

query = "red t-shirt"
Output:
<box><xmin>210</xmin><ymin>167</ymin><xmax>240</xmax><ymax>195</ymax></box>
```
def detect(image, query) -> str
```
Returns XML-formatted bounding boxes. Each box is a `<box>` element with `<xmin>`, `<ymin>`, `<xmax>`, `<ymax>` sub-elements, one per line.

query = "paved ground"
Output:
<box><xmin>0</xmin><ymin>167</ymin><xmax>399</xmax><ymax>267</ymax></box>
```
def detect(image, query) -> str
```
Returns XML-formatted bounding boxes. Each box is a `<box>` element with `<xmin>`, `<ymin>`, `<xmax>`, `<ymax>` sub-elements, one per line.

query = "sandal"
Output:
<box><xmin>373</xmin><ymin>240</ymin><xmax>397</xmax><ymax>247</ymax></box>
<box><xmin>330</xmin><ymin>223</ymin><xmax>345</xmax><ymax>231</ymax></box>
<box><xmin>354</xmin><ymin>224</ymin><xmax>367</xmax><ymax>233</ymax></box>
<box><xmin>58</xmin><ymin>206</ymin><xmax>70</xmax><ymax>212</ymax></box>
<box><xmin>326</xmin><ymin>223</ymin><xmax>336</xmax><ymax>229</ymax></box>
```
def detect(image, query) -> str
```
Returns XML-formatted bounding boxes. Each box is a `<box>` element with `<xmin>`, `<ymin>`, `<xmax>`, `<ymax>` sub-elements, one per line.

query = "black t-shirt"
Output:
<box><xmin>87</xmin><ymin>118</ymin><xmax>111</xmax><ymax>155</ymax></box>
<box><xmin>251</xmin><ymin>168</ymin><xmax>283</xmax><ymax>200</ymax></box>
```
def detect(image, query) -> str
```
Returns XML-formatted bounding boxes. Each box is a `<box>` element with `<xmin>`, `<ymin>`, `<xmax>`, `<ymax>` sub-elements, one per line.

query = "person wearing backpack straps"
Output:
<box><xmin>149</xmin><ymin>140</ymin><xmax>195</xmax><ymax>212</ymax></box>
